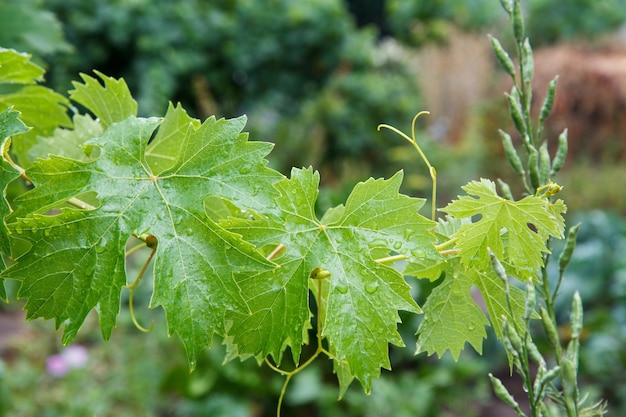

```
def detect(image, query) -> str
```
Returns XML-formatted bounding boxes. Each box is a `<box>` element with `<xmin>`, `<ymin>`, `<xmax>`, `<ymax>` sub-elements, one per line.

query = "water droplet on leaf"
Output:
<box><xmin>336</xmin><ymin>285</ymin><xmax>348</xmax><ymax>294</ymax></box>
<box><xmin>411</xmin><ymin>249</ymin><xmax>425</xmax><ymax>258</ymax></box>
<box><xmin>370</xmin><ymin>239</ymin><xmax>387</xmax><ymax>247</ymax></box>
<box><xmin>83</xmin><ymin>264</ymin><xmax>96</xmax><ymax>277</ymax></box>
<box><xmin>392</xmin><ymin>241</ymin><xmax>402</xmax><ymax>251</ymax></box>
<box><xmin>365</xmin><ymin>282</ymin><xmax>379</xmax><ymax>294</ymax></box>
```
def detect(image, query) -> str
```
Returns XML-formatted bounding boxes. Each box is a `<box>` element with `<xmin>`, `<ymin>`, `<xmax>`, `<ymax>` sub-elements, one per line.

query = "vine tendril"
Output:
<box><xmin>378</xmin><ymin>111</ymin><xmax>437</xmax><ymax>221</ymax></box>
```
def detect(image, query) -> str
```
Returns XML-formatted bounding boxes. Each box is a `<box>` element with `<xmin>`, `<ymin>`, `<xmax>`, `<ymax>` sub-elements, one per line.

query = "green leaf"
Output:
<box><xmin>1</xmin><ymin>105</ymin><xmax>282</xmax><ymax>368</ymax></box>
<box><xmin>472</xmin><ymin>268</ymin><xmax>528</xmax><ymax>341</ymax></box>
<box><xmin>0</xmin><ymin>2</ymin><xmax>72</xmax><ymax>57</ymax></box>
<box><xmin>69</xmin><ymin>71</ymin><xmax>138</xmax><ymax>129</ymax></box>
<box><xmin>416</xmin><ymin>265</ymin><xmax>490</xmax><ymax>359</ymax></box>
<box><xmin>442</xmin><ymin>179</ymin><xmax>565</xmax><ymax>274</ymax></box>
<box><xmin>0</xmin><ymin>49</ymin><xmax>71</xmax><ymax>166</ymax></box>
<box><xmin>1</xmin><ymin>107</ymin><xmax>29</xmax><ymax>299</ymax></box>
<box><xmin>0</xmin><ymin>48</ymin><xmax>44</xmax><ymax>84</ymax></box>
<box><xmin>27</xmin><ymin>113</ymin><xmax>103</xmax><ymax>162</ymax></box>
<box><xmin>223</xmin><ymin>167</ymin><xmax>437</xmax><ymax>393</ymax></box>
<box><xmin>415</xmin><ymin>260</ymin><xmax>529</xmax><ymax>360</ymax></box>
<box><xmin>145</xmin><ymin>102</ymin><xmax>201</xmax><ymax>175</ymax></box>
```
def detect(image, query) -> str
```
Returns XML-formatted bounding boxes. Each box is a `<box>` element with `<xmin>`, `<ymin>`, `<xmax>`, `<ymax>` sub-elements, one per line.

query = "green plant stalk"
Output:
<box><xmin>490</xmin><ymin>1</ymin><xmax>602</xmax><ymax>416</ymax></box>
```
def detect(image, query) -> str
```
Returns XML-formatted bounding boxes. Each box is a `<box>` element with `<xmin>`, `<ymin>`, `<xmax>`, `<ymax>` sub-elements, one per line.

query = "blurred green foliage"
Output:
<box><xmin>386</xmin><ymin>0</ymin><xmax>626</xmax><ymax>46</ymax></box>
<box><xmin>527</xmin><ymin>0</ymin><xmax>626</xmax><ymax>45</ymax></box>
<box><xmin>0</xmin><ymin>0</ymin><xmax>71</xmax><ymax>61</ymax></box>
<box><xmin>31</xmin><ymin>0</ymin><xmax>423</xmax><ymax>181</ymax></box>
<box><xmin>386</xmin><ymin>0</ymin><xmax>502</xmax><ymax>45</ymax></box>
<box><xmin>542</xmin><ymin>211</ymin><xmax>626</xmax><ymax>414</ymax></box>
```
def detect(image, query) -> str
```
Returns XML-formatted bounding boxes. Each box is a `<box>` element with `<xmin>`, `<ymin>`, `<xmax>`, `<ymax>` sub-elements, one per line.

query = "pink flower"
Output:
<box><xmin>46</xmin><ymin>345</ymin><xmax>89</xmax><ymax>377</ymax></box>
<box><xmin>46</xmin><ymin>354</ymin><xmax>68</xmax><ymax>377</ymax></box>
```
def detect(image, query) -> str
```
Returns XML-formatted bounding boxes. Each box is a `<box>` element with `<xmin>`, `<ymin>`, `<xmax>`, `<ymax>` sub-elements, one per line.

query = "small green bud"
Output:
<box><xmin>559</xmin><ymin>223</ymin><xmax>580</xmax><ymax>275</ymax></box>
<box><xmin>489</xmin><ymin>373</ymin><xmax>524</xmax><ymax>413</ymax></box>
<box><xmin>524</xmin><ymin>279</ymin><xmax>536</xmax><ymax>321</ymax></box>
<box><xmin>528</xmin><ymin>146</ymin><xmax>540</xmax><ymax>190</ymax></box>
<box><xmin>512</xmin><ymin>0</ymin><xmax>525</xmax><ymax>42</ymax></box>
<box><xmin>539</xmin><ymin>141</ymin><xmax>551</xmax><ymax>185</ymax></box>
<box><xmin>506</xmin><ymin>89</ymin><xmax>527</xmax><ymax>137</ymax></box>
<box><xmin>533</xmin><ymin>364</ymin><xmax>546</xmax><ymax>402</ymax></box>
<box><xmin>540</xmin><ymin>306</ymin><xmax>559</xmax><ymax>348</ymax></box>
<box><xmin>539</xmin><ymin>77</ymin><xmax>558</xmax><ymax>124</ymax></box>
<box><xmin>521</xmin><ymin>39</ymin><xmax>534</xmax><ymax>103</ymax></box>
<box><xmin>488</xmin><ymin>249</ymin><xmax>508</xmax><ymax>283</ymax></box>
<box><xmin>550</xmin><ymin>129</ymin><xmax>568</xmax><ymax>176</ymax></box>
<box><xmin>503</xmin><ymin>320</ymin><xmax>523</xmax><ymax>355</ymax></box>
<box><xmin>500</xmin><ymin>130</ymin><xmax>525</xmax><ymax>177</ymax></box>
<box><xmin>570</xmin><ymin>291</ymin><xmax>583</xmax><ymax>340</ymax></box>
<box><xmin>525</xmin><ymin>335</ymin><xmax>545</xmax><ymax>366</ymax></box>
<box><xmin>542</xmin><ymin>365</ymin><xmax>561</xmax><ymax>384</ymax></box>
<box><xmin>497</xmin><ymin>179</ymin><xmax>514</xmax><ymax>201</ymax></box>
<box><xmin>145</xmin><ymin>234</ymin><xmax>158</xmax><ymax>249</ymax></box>
<box><xmin>490</xmin><ymin>35</ymin><xmax>516</xmax><ymax>78</ymax></box>
<box><xmin>310</xmin><ymin>267</ymin><xmax>331</xmax><ymax>280</ymax></box>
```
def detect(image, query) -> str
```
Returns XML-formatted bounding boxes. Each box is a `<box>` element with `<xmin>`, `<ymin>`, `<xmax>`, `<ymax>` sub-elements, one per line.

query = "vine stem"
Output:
<box><xmin>125</xmin><ymin>239</ymin><xmax>157</xmax><ymax>333</ymax></box>
<box><xmin>378</xmin><ymin>111</ymin><xmax>437</xmax><ymax>221</ymax></box>
<box><xmin>267</xmin><ymin>269</ymin><xmax>341</xmax><ymax>417</ymax></box>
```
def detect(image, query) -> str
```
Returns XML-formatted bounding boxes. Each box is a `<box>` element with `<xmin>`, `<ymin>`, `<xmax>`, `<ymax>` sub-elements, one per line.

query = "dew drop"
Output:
<box><xmin>31</xmin><ymin>224</ymin><xmax>39</xmax><ymax>234</ymax></box>
<box><xmin>403</xmin><ymin>229</ymin><xmax>414</xmax><ymax>240</ymax></box>
<box><xmin>83</xmin><ymin>264</ymin><xmax>96</xmax><ymax>277</ymax></box>
<box><xmin>467</xmin><ymin>324</ymin><xmax>476</xmax><ymax>331</ymax></box>
<box><xmin>392</xmin><ymin>241</ymin><xmax>402</xmax><ymax>251</ymax></box>
<box><xmin>365</xmin><ymin>282</ymin><xmax>379</xmax><ymax>294</ymax></box>
<box><xmin>95</xmin><ymin>244</ymin><xmax>106</xmax><ymax>254</ymax></box>
<box><xmin>411</xmin><ymin>249</ymin><xmax>425</xmax><ymax>258</ymax></box>
<box><xmin>336</xmin><ymin>285</ymin><xmax>348</xmax><ymax>294</ymax></box>
<box><xmin>240</xmin><ymin>165</ymin><xmax>252</xmax><ymax>174</ymax></box>
<box><xmin>14</xmin><ymin>224</ymin><xmax>23</xmax><ymax>234</ymax></box>
<box><xmin>370</xmin><ymin>239</ymin><xmax>387</xmax><ymax>247</ymax></box>
<box><xmin>43</xmin><ymin>227</ymin><xmax>52</xmax><ymax>237</ymax></box>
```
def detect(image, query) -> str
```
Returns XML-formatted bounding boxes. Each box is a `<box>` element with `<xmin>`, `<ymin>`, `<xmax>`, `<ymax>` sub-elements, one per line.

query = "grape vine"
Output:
<box><xmin>0</xmin><ymin>0</ymin><xmax>608</xmax><ymax>415</ymax></box>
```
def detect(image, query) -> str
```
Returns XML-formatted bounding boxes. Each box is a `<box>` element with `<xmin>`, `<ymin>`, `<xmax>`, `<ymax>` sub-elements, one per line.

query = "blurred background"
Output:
<box><xmin>1</xmin><ymin>0</ymin><xmax>626</xmax><ymax>415</ymax></box>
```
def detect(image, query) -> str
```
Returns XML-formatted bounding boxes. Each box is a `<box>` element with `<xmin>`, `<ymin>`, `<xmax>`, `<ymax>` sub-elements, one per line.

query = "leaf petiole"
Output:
<box><xmin>1</xmin><ymin>138</ymin><xmax>30</xmax><ymax>182</ymax></box>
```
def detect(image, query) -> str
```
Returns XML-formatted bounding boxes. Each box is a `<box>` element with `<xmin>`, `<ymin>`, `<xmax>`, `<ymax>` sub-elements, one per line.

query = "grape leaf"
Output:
<box><xmin>0</xmin><ymin>48</ymin><xmax>44</xmax><ymax>84</ymax></box>
<box><xmin>27</xmin><ymin>114</ymin><xmax>103</xmax><ymax>162</ymax></box>
<box><xmin>442</xmin><ymin>179</ymin><xmax>565</xmax><ymax>274</ymax></box>
<box><xmin>415</xmin><ymin>259</ymin><xmax>528</xmax><ymax>359</ymax></box>
<box><xmin>0</xmin><ymin>49</ymin><xmax>70</xmax><ymax>166</ymax></box>
<box><xmin>69</xmin><ymin>71</ymin><xmax>137</xmax><ymax>129</ymax></box>
<box><xmin>1</xmin><ymin>101</ymin><xmax>283</xmax><ymax>367</ymax></box>
<box><xmin>223</xmin><ymin>167</ymin><xmax>438</xmax><ymax>393</ymax></box>
<box><xmin>415</xmin><ymin>263</ymin><xmax>490</xmax><ymax>359</ymax></box>
<box><xmin>1</xmin><ymin>107</ymin><xmax>29</xmax><ymax>299</ymax></box>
